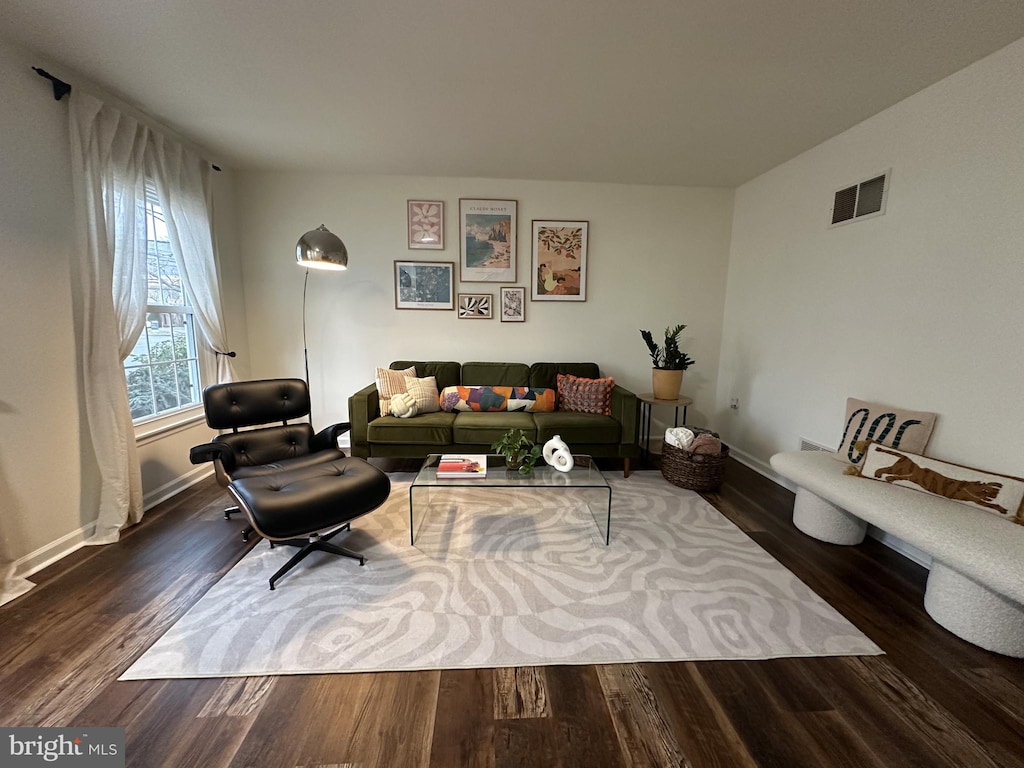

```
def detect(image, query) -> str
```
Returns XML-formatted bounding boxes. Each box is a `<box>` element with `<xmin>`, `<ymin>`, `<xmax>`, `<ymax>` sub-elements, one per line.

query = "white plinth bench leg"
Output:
<box><xmin>924</xmin><ymin>561</ymin><xmax>1024</xmax><ymax>658</ymax></box>
<box><xmin>792</xmin><ymin>487</ymin><xmax>867</xmax><ymax>545</ymax></box>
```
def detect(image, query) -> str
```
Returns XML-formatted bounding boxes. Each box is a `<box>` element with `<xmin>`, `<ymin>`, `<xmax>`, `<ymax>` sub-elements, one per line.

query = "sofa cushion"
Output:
<box><xmin>367</xmin><ymin>412</ymin><xmax>456</xmax><ymax>445</ymax></box>
<box><xmin>462</xmin><ymin>362</ymin><xmax>530</xmax><ymax>387</ymax></box>
<box><xmin>529</xmin><ymin>362</ymin><xmax>600</xmax><ymax>389</ymax></box>
<box><xmin>557</xmin><ymin>373</ymin><xmax>614</xmax><ymax>416</ymax></box>
<box><xmin>406</xmin><ymin>376</ymin><xmax>441</xmax><ymax>413</ymax></box>
<box><xmin>533</xmin><ymin>411</ymin><xmax>621</xmax><ymax>444</ymax></box>
<box><xmin>390</xmin><ymin>361</ymin><xmax>462</xmax><ymax>390</ymax></box>
<box><xmin>452</xmin><ymin>412</ymin><xmax>537</xmax><ymax>444</ymax></box>
<box><xmin>440</xmin><ymin>385</ymin><xmax>556</xmax><ymax>413</ymax></box>
<box><xmin>376</xmin><ymin>365</ymin><xmax>417</xmax><ymax>416</ymax></box>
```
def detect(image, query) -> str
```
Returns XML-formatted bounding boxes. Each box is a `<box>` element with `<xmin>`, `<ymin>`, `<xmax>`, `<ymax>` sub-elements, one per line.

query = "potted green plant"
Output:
<box><xmin>640</xmin><ymin>324</ymin><xmax>695</xmax><ymax>400</ymax></box>
<box><xmin>491</xmin><ymin>428</ymin><xmax>543</xmax><ymax>474</ymax></box>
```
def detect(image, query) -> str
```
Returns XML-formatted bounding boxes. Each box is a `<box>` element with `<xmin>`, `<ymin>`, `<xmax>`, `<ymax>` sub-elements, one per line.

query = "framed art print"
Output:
<box><xmin>457</xmin><ymin>293</ymin><xmax>493</xmax><ymax>319</ymax></box>
<box><xmin>407</xmin><ymin>200</ymin><xmax>444</xmax><ymax>249</ymax></box>
<box><xmin>394</xmin><ymin>260</ymin><xmax>454</xmax><ymax>310</ymax></box>
<box><xmin>531</xmin><ymin>220</ymin><xmax>588</xmax><ymax>301</ymax></box>
<box><xmin>499</xmin><ymin>286</ymin><xmax>525</xmax><ymax>322</ymax></box>
<box><xmin>459</xmin><ymin>198</ymin><xmax>516</xmax><ymax>282</ymax></box>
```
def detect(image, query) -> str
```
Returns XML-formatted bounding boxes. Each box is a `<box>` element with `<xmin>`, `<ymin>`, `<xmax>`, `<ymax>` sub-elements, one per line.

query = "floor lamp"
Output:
<box><xmin>295</xmin><ymin>225</ymin><xmax>348</xmax><ymax>420</ymax></box>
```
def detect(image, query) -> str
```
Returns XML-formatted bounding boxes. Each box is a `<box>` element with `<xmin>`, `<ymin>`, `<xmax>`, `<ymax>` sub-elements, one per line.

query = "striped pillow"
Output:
<box><xmin>557</xmin><ymin>373</ymin><xmax>614</xmax><ymax>416</ymax></box>
<box><xmin>375</xmin><ymin>366</ymin><xmax>416</xmax><ymax>416</ymax></box>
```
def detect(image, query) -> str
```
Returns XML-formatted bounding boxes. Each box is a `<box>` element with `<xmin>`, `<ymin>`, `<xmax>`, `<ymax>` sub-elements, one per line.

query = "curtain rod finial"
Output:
<box><xmin>32</xmin><ymin>67</ymin><xmax>71</xmax><ymax>100</ymax></box>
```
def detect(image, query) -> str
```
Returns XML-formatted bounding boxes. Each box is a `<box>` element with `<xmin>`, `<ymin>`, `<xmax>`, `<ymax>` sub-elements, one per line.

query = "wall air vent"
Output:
<box><xmin>799</xmin><ymin>438</ymin><xmax>833</xmax><ymax>453</ymax></box>
<box><xmin>830</xmin><ymin>170</ymin><xmax>889</xmax><ymax>226</ymax></box>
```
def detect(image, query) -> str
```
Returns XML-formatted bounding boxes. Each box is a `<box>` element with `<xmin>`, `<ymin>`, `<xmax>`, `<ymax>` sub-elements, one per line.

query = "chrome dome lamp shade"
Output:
<box><xmin>296</xmin><ymin>224</ymin><xmax>348</xmax><ymax>270</ymax></box>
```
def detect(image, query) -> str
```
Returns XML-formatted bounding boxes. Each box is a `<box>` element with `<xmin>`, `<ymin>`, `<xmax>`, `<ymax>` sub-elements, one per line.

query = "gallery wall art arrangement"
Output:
<box><xmin>395</xmin><ymin>199</ymin><xmax>589</xmax><ymax>316</ymax></box>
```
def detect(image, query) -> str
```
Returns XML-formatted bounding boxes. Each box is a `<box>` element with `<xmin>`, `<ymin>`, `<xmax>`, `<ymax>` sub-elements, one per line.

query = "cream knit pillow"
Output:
<box><xmin>405</xmin><ymin>376</ymin><xmax>441</xmax><ymax>414</ymax></box>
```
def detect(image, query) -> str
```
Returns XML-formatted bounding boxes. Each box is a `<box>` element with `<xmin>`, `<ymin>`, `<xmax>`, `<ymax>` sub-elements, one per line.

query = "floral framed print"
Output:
<box><xmin>531</xmin><ymin>220</ymin><xmax>588</xmax><ymax>301</ymax></box>
<box><xmin>458</xmin><ymin>293</ymin><xmax>493</xmax><ymax>319</ymax></box>
<box><xmin>407</xmin><ymin>200</ymin><xmax>444</xmax><ymax>249</ymax></box>
<box><xmin>394</xmin><ymin>260</ymin><xmax>454</xmax><ymax>310</ymax></box>
<box><xmin>499</xmin><ymin>286</ymin><xmax>525</xmax><ymax>322</ymax></box>
<box><xmin>459</xmin><ymin>198</ymin><xmax>516</xmax><ymax>282</ymax></box>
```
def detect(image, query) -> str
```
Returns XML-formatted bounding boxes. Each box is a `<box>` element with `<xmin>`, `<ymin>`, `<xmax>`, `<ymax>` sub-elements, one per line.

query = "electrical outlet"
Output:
<box><xmin>730</xmin><ymin>398</ymin><xmax>739</xmax><ymax>410</ymax></box>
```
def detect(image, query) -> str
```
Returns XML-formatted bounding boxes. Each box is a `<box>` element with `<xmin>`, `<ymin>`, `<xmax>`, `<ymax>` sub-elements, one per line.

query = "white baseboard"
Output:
<box><xmin>727</xmin><ymin>446</ymin><xmax>797</xmax><ymax>492</ymax></box>
<box><xmin>4</xmin><ymin>464</ymin><xmax>215</xmax><ymax>600</ymax></box>
<box><xmin>9</xmin><ymin>519</ymin><xmax>98</xmax><ymax>582</ymax></box>
<box><xmin>143</xmin><ymin>464</ymin><xmax>213</xmax><ymax>511</ymax></box>
<box><xmin>728</xmin><ymin>447</ymin><xmax>930</xmax><ymax>569</ymax></box>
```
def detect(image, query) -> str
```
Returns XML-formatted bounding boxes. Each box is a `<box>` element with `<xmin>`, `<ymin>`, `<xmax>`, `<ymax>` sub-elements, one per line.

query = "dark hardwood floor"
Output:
<box><xmin>1</xmin><ymin>457</ymin><xmax>1022</xmax><ymax>767</ymax></box>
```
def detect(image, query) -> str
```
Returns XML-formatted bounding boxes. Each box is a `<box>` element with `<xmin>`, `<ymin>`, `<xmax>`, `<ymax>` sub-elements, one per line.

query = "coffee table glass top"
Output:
<box><xmin>409</xmin><ymin>454</ymin><xmax>612</xmax><ymax>545</ymax></box>
<box><xmin>412</xmin><ymin>454</ymin><xmax>609</xmax><ymax>489</ymax></box>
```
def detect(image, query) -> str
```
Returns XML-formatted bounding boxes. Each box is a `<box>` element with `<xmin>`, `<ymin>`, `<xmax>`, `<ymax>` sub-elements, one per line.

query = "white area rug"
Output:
<box><xmin>121</xmin><ymin>472</ymin><xmax>881</xmax><ymax>679</ymax></box>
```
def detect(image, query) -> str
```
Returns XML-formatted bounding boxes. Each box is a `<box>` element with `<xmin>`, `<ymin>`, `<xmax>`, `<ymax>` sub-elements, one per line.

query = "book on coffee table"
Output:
<box><xmin>437</xmin><ymin>454</ymin><xmax>487</xmax><ymax>478</ymax></box>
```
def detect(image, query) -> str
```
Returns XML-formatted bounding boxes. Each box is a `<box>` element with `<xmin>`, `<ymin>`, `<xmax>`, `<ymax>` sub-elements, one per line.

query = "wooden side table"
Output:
<box><xmin>637</xmin><ymin>393</ymin><xmax>693</xmax><ymax>461</ymax></box>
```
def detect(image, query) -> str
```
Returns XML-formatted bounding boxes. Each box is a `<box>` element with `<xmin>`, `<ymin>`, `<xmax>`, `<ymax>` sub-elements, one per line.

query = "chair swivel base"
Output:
<box><xmin>268</xmin><ymin>529</ymin><xmax>364</xmax><ymax>590</ymax></box>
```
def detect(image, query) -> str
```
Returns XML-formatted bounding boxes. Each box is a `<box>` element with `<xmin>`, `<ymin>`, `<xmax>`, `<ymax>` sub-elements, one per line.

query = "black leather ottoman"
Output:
<box><xmin>228</xmin><ymin>457</ymin><xmax>391</xmax><ymax>589</ymax></box>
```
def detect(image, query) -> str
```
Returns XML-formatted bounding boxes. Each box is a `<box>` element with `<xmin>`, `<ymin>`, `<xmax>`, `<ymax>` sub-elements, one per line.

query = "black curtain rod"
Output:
<box><xmin>32</xmin><ymin>65</ymin><xmax>222</xmax><ymax>172</ymax></box>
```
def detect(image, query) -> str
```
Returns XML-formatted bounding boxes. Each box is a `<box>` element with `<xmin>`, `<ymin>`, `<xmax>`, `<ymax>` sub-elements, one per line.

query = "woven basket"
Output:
<box><xmin>661</xmin><ymin>428</ymin><xmax>729</xmax><ymax>491</ymax></box>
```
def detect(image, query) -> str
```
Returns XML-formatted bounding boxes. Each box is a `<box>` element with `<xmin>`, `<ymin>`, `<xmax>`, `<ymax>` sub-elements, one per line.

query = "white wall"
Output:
<box><xmin>717</xmin><ymin>37</ymin><xmax>1024</xmax><ymax>477</ymax></box>
<box><xmin>234</xmin><ymin>173</ymin><xmax>734</xmax><ymax>436</ymax></box>
<box><xmin>0</xmin><ymin>37</ymin><xmax>249</xmax><ymax>589</ymax></box>
<box><xmin>0</xmin><ymin>40</ymin><xmax>84</xmax><ymax>582</ymax></box>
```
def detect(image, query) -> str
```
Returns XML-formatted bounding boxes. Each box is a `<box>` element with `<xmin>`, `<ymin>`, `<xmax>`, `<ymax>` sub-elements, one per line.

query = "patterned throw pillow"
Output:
<box><xmin>556</xmin><ymin>373</ymin><xmax>614</xmax><ymax>416</ymax></box>
<box><xmin>849</xmin><ymin>442</ymin><xmax>1024</xmax><ymax>525</ymax></box>
<box><xmin>438</xmin><ymin>386</ymin><xmax>556</xmax><ymax>413</ymax></box>
<box><xmin>836</xmin><ymin>398</ymin><xmax>937</xmax><ymax>466</ymax></box>
<box><xmin>405</xmin><ymin>376</ymin><xmax>441</xmax><ymax>414</ymax></box>
<box><xmin>375</xmin><ymin>365</ymin><xmax>416</xmax><ymax>416</ymax></box>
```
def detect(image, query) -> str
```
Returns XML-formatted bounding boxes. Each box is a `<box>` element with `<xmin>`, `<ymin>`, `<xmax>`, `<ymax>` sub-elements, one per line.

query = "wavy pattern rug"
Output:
<box><xmin>121</xmin><ymin>472</ymin><xmax>881</xmax><ymax>679</ymax></box>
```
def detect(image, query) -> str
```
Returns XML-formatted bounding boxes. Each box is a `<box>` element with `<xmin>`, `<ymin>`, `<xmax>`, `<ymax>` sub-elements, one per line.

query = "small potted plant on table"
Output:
<box><xmin>640</xmin><ymin>323</ymin><xmax>695</xmax><ymax>400</ymax></box>
<box><xmin>492</xmin><ymin>429</ymin><xmax>543</xmax><ymax>474</ymax></box>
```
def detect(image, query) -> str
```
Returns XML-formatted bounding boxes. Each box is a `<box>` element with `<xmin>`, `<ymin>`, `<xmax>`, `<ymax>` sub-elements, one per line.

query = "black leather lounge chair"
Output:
<box><xmin>190</xmin><ymin>378</ymin><xmax>391</xmax><ymax>589</ymax></box>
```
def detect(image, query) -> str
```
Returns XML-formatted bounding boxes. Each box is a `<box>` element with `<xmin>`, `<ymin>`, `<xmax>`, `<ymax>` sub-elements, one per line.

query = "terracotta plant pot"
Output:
<box><xmin>652</xmin><ymin>368</ymin><xmax>683</xmax><ymax>400</ymax></box>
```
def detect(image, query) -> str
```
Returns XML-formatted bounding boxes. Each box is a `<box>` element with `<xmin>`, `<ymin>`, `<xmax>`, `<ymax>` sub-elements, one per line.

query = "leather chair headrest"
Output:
<box><xmin>203</xmin><ymin>378</ymin><xmax>311</xmax><ymax>430</ymax></box>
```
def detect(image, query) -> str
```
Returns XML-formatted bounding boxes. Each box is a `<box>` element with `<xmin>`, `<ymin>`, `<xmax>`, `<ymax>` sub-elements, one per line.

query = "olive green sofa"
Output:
<box><xmin>349</xmin><ymin>361</ymin><xmax>639</xmax><ymax>476</ymax></box>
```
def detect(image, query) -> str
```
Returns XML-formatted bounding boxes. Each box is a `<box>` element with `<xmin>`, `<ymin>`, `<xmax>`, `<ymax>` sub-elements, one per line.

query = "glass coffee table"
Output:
<box><xmin>409</xmin><ymin>454</ymin><xmax>612</xmax><ymax>546</ymax></box>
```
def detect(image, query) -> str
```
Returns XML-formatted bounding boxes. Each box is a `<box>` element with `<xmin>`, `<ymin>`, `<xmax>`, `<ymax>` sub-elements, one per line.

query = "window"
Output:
<box><xmin>124</xmin><ymin>187</ymin><xmax>203</xmax><ymax>421</ymax></box>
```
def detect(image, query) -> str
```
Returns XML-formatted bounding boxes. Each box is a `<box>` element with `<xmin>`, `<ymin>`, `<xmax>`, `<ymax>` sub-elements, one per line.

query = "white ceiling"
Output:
<box><xmin>3</xmin><ymin>1</ymin><xmax>1024</xmax><ymax>187</ymax></box>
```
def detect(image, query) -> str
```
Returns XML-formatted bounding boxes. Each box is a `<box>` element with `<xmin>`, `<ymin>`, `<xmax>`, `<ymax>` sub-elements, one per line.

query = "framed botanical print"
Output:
<box><xmin>457</xmin><ymin>293</ymin><xmax>493</xmax><ymax>319</ymax></box>
<box><xmin>394</xmin><ymin>260</ymin><xmax>454</xmax><ymax>310</ymax></box>
<box><xmin>459</xmin><ymin>198</ymin><xmax>517</xmax><ymax>282</ymax></box>
<box><xmin>531</xmin><ymin>220</ymin><xmax>588</xmax><ymax>301</ymax></box>
<box><xmin>499</xmin><ymin>286</ymin><xmax>525</xmax><ymax>322</ymax></box>
<box><xmin>407</xmin><ymin>200</ymin><xmax>444</xmax><ymax>249</ymax></box>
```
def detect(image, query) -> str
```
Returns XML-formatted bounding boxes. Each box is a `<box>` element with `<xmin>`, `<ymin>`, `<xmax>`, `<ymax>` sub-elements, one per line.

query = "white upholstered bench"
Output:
<box><xmin>770</xmin><ymin>450</ymin><xmax>1024</xmax><ymax>657</ymax></box>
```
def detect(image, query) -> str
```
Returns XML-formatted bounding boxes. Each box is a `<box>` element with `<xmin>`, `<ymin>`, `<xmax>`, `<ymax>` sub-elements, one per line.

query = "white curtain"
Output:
<box><xmin>68</xmin><ymin>91</ymin><xmax>234</xmax><ymax>546</ymax></box>
<box><xmin>69</xmin><ymin>92</ymin><xmax>148</xmax><ymax>544</ymax></box>
<box><xmin>149</xmin><ymin>135</ymin><xmax>237</xmax><ymax>383</ymax></box>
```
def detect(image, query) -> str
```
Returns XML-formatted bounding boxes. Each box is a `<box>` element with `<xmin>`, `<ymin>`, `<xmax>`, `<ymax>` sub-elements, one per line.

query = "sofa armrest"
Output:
<box><xmin>610</xmin><ymin>385</ymin><xmax>638</xmax><ymax>445</ymax></box>
<box><xmin>312</xmin><ymin>422</ymin><xmax>351</xmax><ymax>452</ymax></box>
<box><xmin>348</xmin><ymin>383</ymin><xmax>380</xmax><ymax>448</ymax></box>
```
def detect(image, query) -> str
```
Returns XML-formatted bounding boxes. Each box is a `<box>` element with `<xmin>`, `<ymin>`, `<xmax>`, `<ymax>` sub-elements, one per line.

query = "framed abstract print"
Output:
<box><xmin>407</xmin><ymin>200</ymin><xmax>444</xmax><ymax>249</ymax></box>
<box><xmin>499</xmin><ymin>286</ymin><xmax>525</xmax><ymax>322</ymax></box>
<box><xmin>457</xmin><ymin>293</ymin><xmax>493</xmax><ymax>319</ymax></box>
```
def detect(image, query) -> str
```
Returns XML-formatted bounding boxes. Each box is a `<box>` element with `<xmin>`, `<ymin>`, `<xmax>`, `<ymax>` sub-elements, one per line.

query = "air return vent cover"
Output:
<box><xmin>831</xmin><ymin>170</ymin><xmax>889</xmax><ymax>226</ymax></box>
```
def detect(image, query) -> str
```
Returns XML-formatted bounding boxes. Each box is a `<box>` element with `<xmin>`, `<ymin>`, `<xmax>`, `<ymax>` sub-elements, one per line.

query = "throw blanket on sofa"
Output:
<box><xmin>440</xmin><ymin>385</ymin><xmax>556</xmax><ymax>413</ymax></box>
